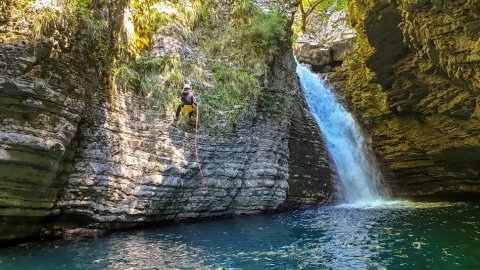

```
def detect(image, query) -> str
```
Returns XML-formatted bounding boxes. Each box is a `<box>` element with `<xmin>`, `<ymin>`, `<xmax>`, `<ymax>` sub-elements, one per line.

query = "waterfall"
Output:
<box><xmin>296</xmin><ymin>63</ymin><xmax>390</xmax><ymax>206</ymax></box>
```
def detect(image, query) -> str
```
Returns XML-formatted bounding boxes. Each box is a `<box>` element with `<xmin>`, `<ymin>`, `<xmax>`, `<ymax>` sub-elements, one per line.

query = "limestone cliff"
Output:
<box><xmin>337</xmin><ymin>0</ymin><xmax>480</xmax><ymax>199</ymax></box>
<box><xmin>294</xmin><ymin>11</ymin><xmax>357</xmax><ymax>72</ymax></box>
<box><xmin>0</xmin><ymin>0</ymin><xmax>333</xmax><ymax>243</ymax></box>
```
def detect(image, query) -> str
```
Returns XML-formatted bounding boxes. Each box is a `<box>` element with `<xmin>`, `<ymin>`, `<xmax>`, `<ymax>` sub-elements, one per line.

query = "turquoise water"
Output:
<box><xmin>1</xmin><ymin>202</ymin><xmax>479</xmax><ymax>269</ymax></box>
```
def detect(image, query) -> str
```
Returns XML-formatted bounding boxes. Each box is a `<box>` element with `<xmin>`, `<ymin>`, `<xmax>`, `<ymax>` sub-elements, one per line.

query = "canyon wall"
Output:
<box><xmin>341</xmin><ymin>0</ymin><xmax>480</xmax><ymax>199</ymax></box>
<box><xmin>0</xmin><ymin>0</ymin><xmax>334</xmax><ymax>243</ymax></box>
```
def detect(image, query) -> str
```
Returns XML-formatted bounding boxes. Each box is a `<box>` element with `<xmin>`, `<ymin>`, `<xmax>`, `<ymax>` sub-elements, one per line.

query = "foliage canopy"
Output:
<box><xmin>296</xmin><ymin>0</ymin><xmax>348</xmax><ymax>33</ymax></box>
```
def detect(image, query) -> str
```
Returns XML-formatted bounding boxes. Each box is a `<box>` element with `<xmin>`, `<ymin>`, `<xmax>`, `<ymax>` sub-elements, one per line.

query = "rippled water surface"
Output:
<box><xmin>1</xmin><ymin>202</ymin><xmax>480</xmax><ymax>269</ymax></box>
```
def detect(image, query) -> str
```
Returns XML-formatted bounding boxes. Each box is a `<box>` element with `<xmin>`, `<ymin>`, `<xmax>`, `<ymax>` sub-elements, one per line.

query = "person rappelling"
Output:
<box><xmin>172</xmin><ymin>79</ymin><xmax>207</xmax><ymax>194</ymax></box>
<box><xmin>174</xmin><ymin>81</ymin><xmax>197</xmax><ymax>122</ymax></box>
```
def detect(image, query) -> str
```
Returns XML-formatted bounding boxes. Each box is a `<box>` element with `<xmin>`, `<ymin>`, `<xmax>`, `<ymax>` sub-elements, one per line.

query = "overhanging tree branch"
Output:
<box><xmin>297</xmin><ymin>0</ymin><xmax>334</xmax><ymax>33</ymax></box>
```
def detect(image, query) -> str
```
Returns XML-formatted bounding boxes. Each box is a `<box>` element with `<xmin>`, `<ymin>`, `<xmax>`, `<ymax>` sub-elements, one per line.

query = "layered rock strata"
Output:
<box><xmin>58</xmin><ymin>43</ymin><xmax>305</xmax><ymax>224</ymax></box>
<box><xmin>342</xmin><ymin>0</ymin><xmax>480</xmax><ymax>198</ymax></box>
<box><xmin>0</xmin><ymin>35</ymin><xmax>94</xmax><ymax>240</ymax></box>
<box><xmin>0</xmin><ymin>1</ymin><xmax>334</xmax><ymax>243</ymax></box>
<box><xmin>286</xmin><ymin>93</ymin><xmax>336</xmax><ymax>208</ymax></box>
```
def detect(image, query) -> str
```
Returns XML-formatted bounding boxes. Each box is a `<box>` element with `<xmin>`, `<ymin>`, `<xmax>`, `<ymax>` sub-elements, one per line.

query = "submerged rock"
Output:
<box><xmin>61</xmin><ymin>228</ymin><xmax>105</xmax><ymax>240</ymax></box>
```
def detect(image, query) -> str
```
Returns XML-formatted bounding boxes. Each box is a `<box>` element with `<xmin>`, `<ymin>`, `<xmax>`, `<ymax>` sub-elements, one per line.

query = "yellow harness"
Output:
<box><xmin>181</xmin><ymin>104</ymin><xmax>193</xmax><ymax>113</ymax></box>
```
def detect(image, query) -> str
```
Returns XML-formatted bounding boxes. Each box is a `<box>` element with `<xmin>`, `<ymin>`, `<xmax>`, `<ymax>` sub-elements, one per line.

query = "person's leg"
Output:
<box><xmin>175</xmin><ymin>103</ymin><xmax>183</xmax><ymax>120</ymax></box>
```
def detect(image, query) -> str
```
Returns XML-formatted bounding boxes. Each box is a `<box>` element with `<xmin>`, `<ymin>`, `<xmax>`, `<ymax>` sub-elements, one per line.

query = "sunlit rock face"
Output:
<box><xmin>341</xmin><ymin>0</ymin><xmax>480</xmax><ymax>199</ymax></box>
<box><xmin>58</xmin><ymin>51</ymin><xmax>295</xmax><ymax>224</ymax></box>
<box><xmin>318</xmin><ymin>11</ymin><xmax>356</xmax><ymax>59</ymax></box>
<box><xmin>0</xmin><ymin>0</ymin><xmax>130</xmax><ymax>243</ymax></box>
<box><xmin>294</xmin><ymin>11</ymin><xmax>356</xmax><ymax>68</ymax></box>
<box><xmin>294</xmin><ymin>42</ymin><xmax>333</xmax><ymax>66</ymax></box>
<box><xmin>58</xmin><ymin>25</ymin><xmax>334</xmax><ymax>226</ymax></box>
<box><xmin>0</xmin><ymin>0</ymin><xmax>333</xmax><ymax>242</ymax></box>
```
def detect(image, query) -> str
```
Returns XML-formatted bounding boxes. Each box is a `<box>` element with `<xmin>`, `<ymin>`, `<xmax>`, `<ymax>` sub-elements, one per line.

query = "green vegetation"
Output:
<box><xmin>0</xmin><ymin>0</ymin><xmax>15</xmax><ymax>23</ymax></box>
<box><xmin>129</xmin><ymin>0</ymin><xmax>169</xmax><ymax>54</ymax></box>
<box><xmin>114</xmin><ymin>55</ymin><xmax>183</xmax><ymax>114</ymax></box>
<box><xmin>191</xmin><ymin>0</ymin><xmax>286</xmax><ymax>127</ymax></box>
<box><xmin>260</xmin><ymin>90</ymin><xmax>285</xmax><ymax>115</ymax></box>
<box><xmin>192</xmin><ymin>0</ymin><xmax>287</xmax><ymax>129</ymax></box>
<box><xmin>75</xmin><ymin>0</ymin><xmax>92</xmax><ymax>15</ymax></box>
<box><xmin>78</xmin><ymin>12</ymin><xmax>110</xmax><ymax>67</ymax></box>
<box><xmin>296</xmin><ymin>0</ymin><xmax>348</xmax><ymax>33</ymax></box>
<box><xmin>15</xmin><ymin>0</ymin><xmax>289</xmax><ymax>132</ymax></box>
<box><xmin>15</xmin><ymin>0</ymin><xmax>111</xmax><ymax>67</ymax></box>
<box><xmin>112</xmin><ymin>0</ymin><xmax>288</xmax><ymax>131</ymax></box>
<box><xmin>200</xmin><ymin>0</ymin><xmax>287</xmax><ymax>74</ymax></box>
<box><xmin>26</xmin><ymin>0</ymin><xmax>76</xmax><ymax>39</ymax></box>
<box><xmin>202</xmin><ymin>63</ymin><xmax>261</xmax><ymax>127</ymax></box>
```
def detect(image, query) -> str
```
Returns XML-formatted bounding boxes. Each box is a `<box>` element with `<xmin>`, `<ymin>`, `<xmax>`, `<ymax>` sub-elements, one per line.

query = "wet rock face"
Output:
<box><xmin>286</xmin><ymin>92</ymin><xmax>336</xmax><ymax>208</ymax></box>
<box><xmin>345</xmin><ymin>0</ymin><xmax>480</xmax><ymax>199</ymax></box>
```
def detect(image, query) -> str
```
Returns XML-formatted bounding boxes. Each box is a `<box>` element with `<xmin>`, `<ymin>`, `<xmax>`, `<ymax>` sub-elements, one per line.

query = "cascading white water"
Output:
<box><xmin>296</xmin><ymin>62</ymin><xmax>390</xmax><ymax>206</ymax></box>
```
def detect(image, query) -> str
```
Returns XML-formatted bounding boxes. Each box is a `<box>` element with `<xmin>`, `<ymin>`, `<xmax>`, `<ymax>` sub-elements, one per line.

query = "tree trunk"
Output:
<box><xmin>299</xmin><ymin>1</ymin><xmax>307</xmax><ymax>33</ymax></box>
<box><xmin>301</xmin><ymin>15</ymin><xmax>307</xmax><ymax>32</ymax></box>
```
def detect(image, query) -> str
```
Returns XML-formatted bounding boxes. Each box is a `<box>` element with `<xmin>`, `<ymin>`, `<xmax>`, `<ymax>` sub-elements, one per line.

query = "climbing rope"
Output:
<box><xmin>195</xmin><ymin>105</ymin><xmax>208</xmax><ymax>195</ymax></box>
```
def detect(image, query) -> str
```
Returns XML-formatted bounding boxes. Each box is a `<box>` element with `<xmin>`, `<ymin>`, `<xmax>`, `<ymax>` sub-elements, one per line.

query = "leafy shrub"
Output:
<box><xmin>206</xmin><ymin>63</ymin><xmax>260</xmax><ymax>110</ymax></box>
<box><xmin>114</xmin><ymin>55</ymin><xmax>184</xmax><ymax>115</ymax></box>
<box><xmin>130</xmin><ymin>0</ymin><xmax>169</xmax><ymax>54</ymax></box>
<box><xmin>75</xmin><ymin>0</ymin><xmax>92</xmax><ymax>15</ymax></box>
<box><xmin>79</xmin><ymin>13</ymin><xmax>110</xmax><ymax>66</ymax></box>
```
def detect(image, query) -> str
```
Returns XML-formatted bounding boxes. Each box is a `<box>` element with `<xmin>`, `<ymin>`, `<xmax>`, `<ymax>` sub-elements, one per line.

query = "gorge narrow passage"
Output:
<box><xmin>296</xmin><ymin>63</ymin><xmax>390</xmax><ymax>206</ymax></box>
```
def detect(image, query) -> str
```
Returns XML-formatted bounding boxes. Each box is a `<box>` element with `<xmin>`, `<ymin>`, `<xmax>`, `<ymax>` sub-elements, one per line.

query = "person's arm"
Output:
<box><xmin>192</xmin><ymin>92</ymin><xmax>197</xmax><ymax>107</ymax></box>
